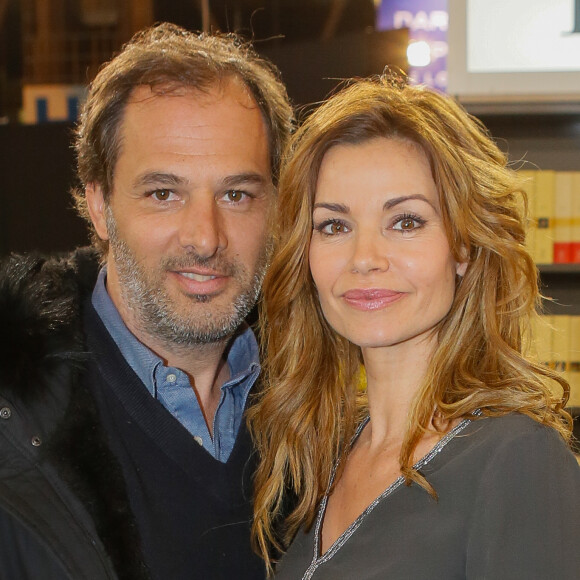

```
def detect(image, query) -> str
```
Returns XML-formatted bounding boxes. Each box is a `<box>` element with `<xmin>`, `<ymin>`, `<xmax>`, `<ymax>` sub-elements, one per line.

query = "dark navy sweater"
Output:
<box><xmin>83</xmin><ymin>302</ymin><xmax>265</xmax><ymax>580</ymax></box>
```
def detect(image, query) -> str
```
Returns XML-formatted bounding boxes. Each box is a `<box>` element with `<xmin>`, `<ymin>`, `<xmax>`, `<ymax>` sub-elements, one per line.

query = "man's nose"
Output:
<box><xmin>178</xmin><ymin>195</ymin><xmax>227</xmax><ymax>258</ymax></box>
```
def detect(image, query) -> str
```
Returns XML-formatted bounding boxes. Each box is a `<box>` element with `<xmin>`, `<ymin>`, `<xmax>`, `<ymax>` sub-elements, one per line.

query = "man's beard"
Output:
<box><xmin>105</xmin><ymin>206</ymin><xmax>270</xmax><ymax>347</ymax></box>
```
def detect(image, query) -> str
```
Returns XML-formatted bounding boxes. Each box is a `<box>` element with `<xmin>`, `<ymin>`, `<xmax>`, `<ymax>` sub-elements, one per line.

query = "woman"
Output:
<box><xmin>248</xmin><ymin>76</ymin><xmax>580</xmax><ymax>579</ymax></box>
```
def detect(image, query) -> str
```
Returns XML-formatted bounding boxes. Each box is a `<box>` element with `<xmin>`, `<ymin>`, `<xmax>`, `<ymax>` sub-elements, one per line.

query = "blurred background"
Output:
<box><xmin>1</xmin><ymin>0</ymin><xmax>580</xmax><ymax>268</ymax></box>
<box><xmin>0</xmin><ymin>0</ymin><xmax>451</xmax><ymax>255</ymax></box>
<box><xmin>0</xmin><ymin>0</ymin><xmax>579</xmax><ymax>428</ymax></box>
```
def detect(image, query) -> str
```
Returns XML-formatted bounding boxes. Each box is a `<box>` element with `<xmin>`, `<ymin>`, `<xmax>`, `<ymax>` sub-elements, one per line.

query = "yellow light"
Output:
<box><xmin>407</xmin><ymin>40</ymin><xmax>431</xmax><ymax>67</ymax></box>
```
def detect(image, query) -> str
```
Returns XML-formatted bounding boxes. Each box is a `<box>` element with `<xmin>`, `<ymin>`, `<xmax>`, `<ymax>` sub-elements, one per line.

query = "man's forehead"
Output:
<box><xmin>113</xmin><ymin>77</ymin><xmax>272</xmax><ymax>188</ymax></box>
<box><xmin>120</xmin><ymin>79</ymin><xmax>270</xmax><ymax>165</ymax></box>
<box><xmin>126</xmin><ymin>76</ymin><xmax>259</xmax><ymax>110</ymax></box>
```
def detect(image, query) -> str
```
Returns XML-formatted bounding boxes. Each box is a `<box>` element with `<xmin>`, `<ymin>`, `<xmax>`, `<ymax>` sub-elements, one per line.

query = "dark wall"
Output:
<box><xmin>0</xmin><ymin>122</ymin><xmax>90</xmax><ymax>256</ymax></box>
<box><xmin>153</xmin><ymin>0</ymin><xmax>377</xmax><ymax>43</ymax></box>
<box><xmin>0</xmin><ymin>27</ymin><xmax>408</xmax><ymax>257</ymax></box>
<box><xmin>261</xmin><ymin>28</ymin><xmax>408</xmax><ymax>110</ymax></box>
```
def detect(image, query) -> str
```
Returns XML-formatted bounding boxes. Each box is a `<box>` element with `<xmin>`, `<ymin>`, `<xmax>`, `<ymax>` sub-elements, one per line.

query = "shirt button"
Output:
<box><xmin>0</xmin><ymin>407</ymin><xmax>11</xmax><ymax>419</ymax></box>
<box><xmin>193</xmin><ymin>436</ymin><xmax>203</xmax><ymax>446</ymax></box>
<box><xmin>31</xmin><ymin>435</ymin><xmax>42</xmax><ymax>447</ymax></box>
<box><xmin>166</xmin><ymin>373</ymin><xmax>177</xmax><ymax>383</ymax></box>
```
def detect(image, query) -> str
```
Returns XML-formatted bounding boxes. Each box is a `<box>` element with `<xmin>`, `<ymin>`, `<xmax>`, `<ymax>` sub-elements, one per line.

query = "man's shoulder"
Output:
<box><xmin>0</xmin><ymin>247</ymin><xmax>101</xmax><ymax>294</ymax></box>
<box><xmin>0</xmin><ymin>247</ymin><xmax>100</xmax><ymax>398</ymax></box>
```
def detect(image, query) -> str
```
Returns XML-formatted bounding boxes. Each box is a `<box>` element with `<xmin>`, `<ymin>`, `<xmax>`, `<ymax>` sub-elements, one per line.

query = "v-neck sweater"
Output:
<box><xmin>276</xmin><ymin>413</ymin><xmax>580</xmax><ymax>580</ymax></box>
<box><xmin>83</xmin><ymin>301</ymin><xmax>265</xmax><ymax>580</ymax></box>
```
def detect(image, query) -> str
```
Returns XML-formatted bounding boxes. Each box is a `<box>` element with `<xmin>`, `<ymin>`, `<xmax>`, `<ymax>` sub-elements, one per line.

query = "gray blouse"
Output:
<box><xmin>275</xmin><ymin>413</ymin><xmax>580</xmax><ymax>580</ymax></box>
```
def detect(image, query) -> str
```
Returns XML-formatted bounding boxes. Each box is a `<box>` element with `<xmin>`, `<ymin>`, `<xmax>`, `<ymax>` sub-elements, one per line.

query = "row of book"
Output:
<box><xmin>518</xmin><ymin>169</ymin><xmax>580</xmax><ymax>265</ymax></box>
<box><xmin>529</xmin><ymin>315</ymin><xmax>580</xmax><ymax>408</ymax></box>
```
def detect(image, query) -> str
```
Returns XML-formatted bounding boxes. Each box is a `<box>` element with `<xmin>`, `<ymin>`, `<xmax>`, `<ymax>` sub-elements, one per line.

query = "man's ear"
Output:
<box><xmin>85</xmin><ymin>183</ymin><xmax>109</xmax><ymax>241</ymax></box>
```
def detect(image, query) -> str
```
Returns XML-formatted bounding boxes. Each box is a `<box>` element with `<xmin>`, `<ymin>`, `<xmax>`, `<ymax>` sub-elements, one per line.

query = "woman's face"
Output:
<box><xmin>309</xmin><ymin>137</ymin><xmax>467</xmax><ymax>352</ymax></box>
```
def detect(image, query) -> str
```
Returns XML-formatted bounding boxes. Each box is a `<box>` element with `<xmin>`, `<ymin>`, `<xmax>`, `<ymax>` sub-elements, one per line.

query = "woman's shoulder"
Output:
<box><xmin>458</xmin><ymin>411</ymin><xmax>578</xmax><ymax>473</ymax></box>
<box><xmin>465</xmin><ymin>411</ymin><xmax>562</xmax><ymax>442</ymax></box>
<box><xmin>458</xmin><ymin>414</ymin><xmax>580</xmax><ymax>578</ymax></box>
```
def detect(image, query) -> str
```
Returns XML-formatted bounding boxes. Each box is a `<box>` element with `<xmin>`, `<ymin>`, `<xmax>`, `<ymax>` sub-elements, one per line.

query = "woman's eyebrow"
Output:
<box><xmin>313</xmin><ymin>195</ymin><xmax>435</xmax><ymax>213</ymax></box>
<box><xmin>383</xmin><ymin>194</ymin><xmax>433</xmax><ymax>210</ymax></box>
<box><xmin>312</xmin><ymin>202</ymin><xmax>350</xmax><ymax>213</ymax></box>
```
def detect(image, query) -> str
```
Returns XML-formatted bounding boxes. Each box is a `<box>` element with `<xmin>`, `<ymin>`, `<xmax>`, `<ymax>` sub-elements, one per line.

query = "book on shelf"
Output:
<box><xmin>518</xmin><ymin>170</ymin><xmax>537</xmax><ymax>262</ymax></box>
<box><xmin>531</xmin><ymin>314</ymin><xmax>553</xmax><ymax>367</ymax></box>
<box><xmin>554</xmin><ymin>172</ymin><xmax>574</xmax><ymax>263</ymax></box>
<box><xmin>572</xmin><ymin>172</ymin><xmax>580</xmax><ymax>264</ymax></box>
<box><xmin>534</xmin><ymin>170</ymin><xmax>555</xmax><ymax>265</ymax></box>
<box><xmin>569</xmin><ymin>316</ymin><xmax>580</xmax><ymax>407</ymax></box>
<box><xmin>552</xmin><ymin>314</ymin><xmax>571</xmax><ymax>385</ymax></box>
<box><xmin>518</xmin><ymin>168</ymin><xmax>580</xmax><ymax>265</ymax></box>
<box><xmin>534</xmin><ymin>314</ymin><xmax>580</xmax><ymax>408</ymax></box>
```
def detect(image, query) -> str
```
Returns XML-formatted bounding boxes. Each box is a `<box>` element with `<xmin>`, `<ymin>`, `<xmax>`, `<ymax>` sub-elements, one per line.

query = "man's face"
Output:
<box><xmin>87</xmin><ymin>79</ymin><xmax>272</xmax><ymax>349</ymax></box>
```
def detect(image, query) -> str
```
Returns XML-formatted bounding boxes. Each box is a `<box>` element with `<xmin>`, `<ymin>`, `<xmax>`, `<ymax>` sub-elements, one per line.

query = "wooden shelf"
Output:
<box><xmin>538</xmin><ymin>264</ymin><xmax>580</xmax><ymax>275</ymax></box>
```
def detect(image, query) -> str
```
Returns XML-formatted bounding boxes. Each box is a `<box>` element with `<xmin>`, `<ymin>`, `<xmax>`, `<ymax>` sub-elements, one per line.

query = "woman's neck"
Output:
<box><xmin>361</xmin><ymin>335</ymin><xmax>436</xmax><ymax>447</ymax></box>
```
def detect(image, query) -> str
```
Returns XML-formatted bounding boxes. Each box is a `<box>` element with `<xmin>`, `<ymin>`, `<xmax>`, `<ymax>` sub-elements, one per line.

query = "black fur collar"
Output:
<box><xmin>0</xmin><ymin>248</ymin><xmax>150</xmax><ymax>579</ymax></box>
<box><xmin>0</xmin><ymin>247</ymin><xmax>99</xmax><ymax>399</ymax></box>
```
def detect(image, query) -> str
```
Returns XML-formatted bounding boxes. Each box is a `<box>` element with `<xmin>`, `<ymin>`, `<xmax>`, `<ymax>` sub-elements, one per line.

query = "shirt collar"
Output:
<box><xmin>90</xmin><ymin>267</ymin><xmax>260</xmax><ymax>395</ymax></box>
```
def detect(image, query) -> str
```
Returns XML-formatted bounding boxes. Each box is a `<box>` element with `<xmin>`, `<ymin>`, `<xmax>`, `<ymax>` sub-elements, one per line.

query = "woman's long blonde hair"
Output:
<box><xmin>247</xmin><ymin>76</ymin><xmax>572</xmax><ymax>573</ymax></box>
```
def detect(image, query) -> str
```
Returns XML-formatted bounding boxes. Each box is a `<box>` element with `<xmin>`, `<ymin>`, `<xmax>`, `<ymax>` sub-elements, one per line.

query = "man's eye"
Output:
<box><xmin>152</xmin><ymin>189</ymin><xmax>173</xmax><ymax>201</ymax></box>
<box><xmin>225</xmin><ymin>190</ymin><xmax>247</xmax><ymax>203</ymax></box>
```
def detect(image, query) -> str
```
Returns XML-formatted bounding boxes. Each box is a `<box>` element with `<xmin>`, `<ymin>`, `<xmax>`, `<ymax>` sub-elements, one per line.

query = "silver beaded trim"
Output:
<box><xmin>300</xmin><ymin>413</ymin><xmax>478</xmax><ymax>580</ymax></box>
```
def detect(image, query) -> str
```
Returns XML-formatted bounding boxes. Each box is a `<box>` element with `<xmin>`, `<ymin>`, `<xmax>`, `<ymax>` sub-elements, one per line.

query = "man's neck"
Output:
<box><xmin>138</xmin><ymin>331</ymin><xmax>233</xmax><ymax>434</ymax></box>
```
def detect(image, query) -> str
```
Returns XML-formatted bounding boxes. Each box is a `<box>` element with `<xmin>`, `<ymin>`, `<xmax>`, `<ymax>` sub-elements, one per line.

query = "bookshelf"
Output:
<box><xmin>468</xmin><ymin>107</ymin><xmax>580</xmax><ymax>314</ymax></box>
<box><xmin>468</xmin><ymin>105</ymin><xmax>580</xmax><ymax>428</ymax></box>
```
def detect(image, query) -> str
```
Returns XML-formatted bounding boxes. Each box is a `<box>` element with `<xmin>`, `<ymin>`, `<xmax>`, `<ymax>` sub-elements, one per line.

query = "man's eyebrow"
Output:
<box><xmin>221</xmin><ymin>172</ymin><xmax>269</xmax><ymax>188</ymax></box>
<box><xmin>133</xmin><ymin>172</ymin><xmax>269</xmax><ymax>189</ymax></box>
<box><xmin>133</xmin><ymin>172</ymin><xmax>187</xmax><ymax>188</ymax></box>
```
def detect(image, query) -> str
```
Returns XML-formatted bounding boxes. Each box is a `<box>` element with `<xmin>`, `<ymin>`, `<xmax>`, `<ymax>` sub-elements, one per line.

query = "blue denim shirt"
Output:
<box><xmin>91</xmin><ymin>268</ymin><xmax>260</xmax><ymax>462</ymax></box>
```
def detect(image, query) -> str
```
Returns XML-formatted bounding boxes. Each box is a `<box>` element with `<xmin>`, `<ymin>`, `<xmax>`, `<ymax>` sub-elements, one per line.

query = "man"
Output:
<box><xmin>0</xmin><ymin>23</ymin><xmax>293</xmax><ymax>579</ymax></box>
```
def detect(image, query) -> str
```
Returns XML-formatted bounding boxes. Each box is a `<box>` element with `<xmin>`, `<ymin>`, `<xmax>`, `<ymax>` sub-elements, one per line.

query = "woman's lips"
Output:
<box><xmin>342</xmin><ymin>288</ymin><xmax>404</xmax><ymax>311</ymax></box>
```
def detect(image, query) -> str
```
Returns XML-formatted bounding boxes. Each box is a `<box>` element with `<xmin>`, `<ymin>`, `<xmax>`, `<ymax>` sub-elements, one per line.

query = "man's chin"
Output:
<box><xmin>151</xmin><ymin>311</ymin><xmax>246</xmax><ymax>346</ymax></box>
<box><xmin>149</xmin><ymin>283</ymin><xmax>258</xmax><ymax>342</ymax></box>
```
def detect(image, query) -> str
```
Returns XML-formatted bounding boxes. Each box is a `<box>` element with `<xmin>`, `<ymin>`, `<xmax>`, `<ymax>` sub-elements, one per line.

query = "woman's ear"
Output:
<box><xmin>456</xmin><ymin>260</ymin><xmax>468</xmax><ymax>277</ymax></box>
<box><xmin>455</xmin><ymin>245</ymin><xmax>469</xmax><ymax>277</ymax></box>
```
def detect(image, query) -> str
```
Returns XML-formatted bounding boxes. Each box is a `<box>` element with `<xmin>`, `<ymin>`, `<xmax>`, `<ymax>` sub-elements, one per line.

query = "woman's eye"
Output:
<box><xmin>392</xmin><ymin>216</ymin><xmax>424</xmax><ymax>231</ymax></box>
<box><xmin>317</xmin><ymin>220</ymin><xmax>349</xmax><ymax>235</ymax></box>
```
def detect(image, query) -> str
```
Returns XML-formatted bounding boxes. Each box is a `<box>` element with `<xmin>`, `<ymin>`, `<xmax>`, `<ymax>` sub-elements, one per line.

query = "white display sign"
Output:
<box><xmin>468</xmin><ymin>0</ymin><xmax>580</xmax><ymax>73</ymax></box>
<box><xmin>447</xmin><ymin>0</ymin><xmax>580</xmax><ymax>99</ymax></box>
